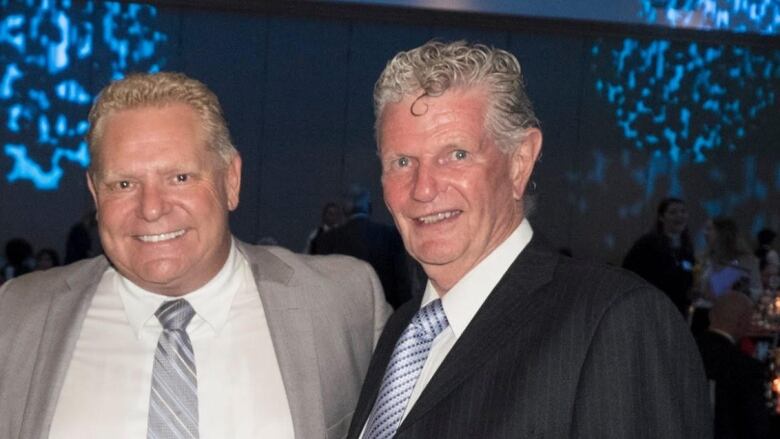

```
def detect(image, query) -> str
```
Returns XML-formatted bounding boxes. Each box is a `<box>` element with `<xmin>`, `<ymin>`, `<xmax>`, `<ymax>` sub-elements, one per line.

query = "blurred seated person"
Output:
<box><xmin>623</xmin><ymin>197</ymin><xmax>695</xmax><ymax>317</ymax></box>
<box><xmin>304</xmin><ymin>201</ymin><xmax>344</xmax><ymax>254</ymax></box>
<box><xmin>695</xmin><ymin>292</ymin><xmax>770</xmax><ymax>439</ymax></box>
<box><xmin>696</xmin><ymin>217</ymin><xmax>762</xmax><ymax>302</ymax></box>
<box><xmin>2</xmin><ymin>238</ymin><xmax>34</xmax><ymax>280</ymax></box>
<box><xmin>34</xmin><ymin>248</ymin><xmax>60</xmax><ymax>271</ymax></box>
<box><xmin>313</xmin><ymin>185</ymin><xmax>412</xmax><ymax>309</ymax></box>
<box><xmin>691</xmin><ymin>217</ymin><xmax>762</xmax><ymax>334</ymax></box>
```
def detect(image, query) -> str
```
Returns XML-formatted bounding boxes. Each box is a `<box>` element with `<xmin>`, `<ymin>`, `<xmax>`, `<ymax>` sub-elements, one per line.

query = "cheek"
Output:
<box><xmin>476</xmin><ymin>172</ymin><xmax>510</xmax><ymax>206</ymax></box>
<box><xmin>382</xmin><ymin>178</ymin><xmax>406</xmax><ymax>210</ymax></box>
<box><xmin>200</xmin><ymin>190</ymin><xmax>225</xmax><ymax>212</ymax></box>
<box><xmin>97</xmin><ymin>199</ymin><xmax>131</xmax><ymax>229</ymax></box>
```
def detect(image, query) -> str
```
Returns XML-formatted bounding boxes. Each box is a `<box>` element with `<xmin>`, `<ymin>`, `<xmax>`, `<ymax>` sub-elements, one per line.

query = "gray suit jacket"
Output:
<box><xmin>0</xmin><ymin>240</ymin><xmax>391</xmax><ymax>439</ymax></box>
<box><xmin>348</xmin><ymin>235</ymin><xmax>712</xmax><ymax>438</ymax></box>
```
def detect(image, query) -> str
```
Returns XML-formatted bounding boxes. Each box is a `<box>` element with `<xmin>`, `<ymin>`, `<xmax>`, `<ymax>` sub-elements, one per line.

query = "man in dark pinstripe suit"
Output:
<box><xmin>348</xmin><ymin>40</ymin><xmax>712</xmax><ymax>438</ymax></box>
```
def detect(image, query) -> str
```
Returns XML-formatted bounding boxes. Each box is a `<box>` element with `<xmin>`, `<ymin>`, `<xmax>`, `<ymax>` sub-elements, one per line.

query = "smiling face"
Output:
<box><xmin>379</xmin><ymin>87</ymin><xmax>541</xmax><ymax>293</ymax></box>
<box><xmin>87</xmin><ymin>103</ymin><xmax>241</xmax><ymax>296</ymax></box>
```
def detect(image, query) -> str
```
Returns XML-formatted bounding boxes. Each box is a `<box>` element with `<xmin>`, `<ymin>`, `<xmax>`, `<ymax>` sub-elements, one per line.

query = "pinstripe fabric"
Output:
<box><xmin>364</xmin><ymin>299</ymin><xmax>448</xmax><ymax>439</ymax></box>
<box><xmin>148</xmin><ymin>299</ymin><xmax>198</xmax><ymax>439</ymax></box>
<box><xmin>347</xmin><ymin>236</ymin><xmax>712</xmax><ymax>439</ymax></box>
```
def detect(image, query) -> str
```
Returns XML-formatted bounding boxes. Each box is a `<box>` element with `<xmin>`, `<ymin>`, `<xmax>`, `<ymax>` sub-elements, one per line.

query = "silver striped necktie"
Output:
<box><xmin>364</xmin><ymin>299</ymin><xmax>449</xmax><ymax>439</ymax></box>
<box><xmin>148</xmin><ymin>299</ymin><xmax>199</xmax><ymax>439</ymax></box>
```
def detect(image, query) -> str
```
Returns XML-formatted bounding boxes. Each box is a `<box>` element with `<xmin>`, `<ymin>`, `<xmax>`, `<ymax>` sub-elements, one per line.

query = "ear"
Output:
<box><xmin>86</xmin><ymin>171</ymin><xmax>99</xmax><ymax>207</ymax></box>
<box><xmin>509</xmin><ymin>128</ymin><xmax>542</xmax><ymax>200</ymax></box>
<box><xmin>225</xmin><ymin>153</ymin><xmax>242</xmax><ymax>211</ymax></box>
<box><xmin>86</xmin><ymin>171</ymin><xmax>102</xmax><ymax>222</ymax></box>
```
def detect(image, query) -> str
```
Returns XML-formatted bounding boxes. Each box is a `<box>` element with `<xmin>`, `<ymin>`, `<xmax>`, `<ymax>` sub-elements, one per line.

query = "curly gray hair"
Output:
<box><xmin>87</xmin><ymin>72</ymin><xmax>237</xmax><ymax>177</ymax></box>
<box><xmin>374</xmin><ymin>40</ymin><xmax>540</xmax><ymax>152</ymax></box>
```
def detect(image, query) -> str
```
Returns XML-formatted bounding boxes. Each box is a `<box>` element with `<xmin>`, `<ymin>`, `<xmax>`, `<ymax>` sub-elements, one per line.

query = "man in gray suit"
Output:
<box><xmin>348</xmin><ymin>41</ymin><xmax>711</xmax><ymax>438</ymax></box>
<box><xmin>0</xmin><ymin>72</ymin><xmax>391</xmax><ymax>438</ymax></box>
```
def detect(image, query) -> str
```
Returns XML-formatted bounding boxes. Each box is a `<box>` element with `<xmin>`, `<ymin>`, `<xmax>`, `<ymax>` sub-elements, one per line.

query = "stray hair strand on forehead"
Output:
<box><xmin>374</xmin><ymin>40</ymin><xmax>540</xmax><ymax>153</ymax></box>
<box><xmin>87</xmin><ymin>71</ymin><xmax>237</xmax><ymax>176</ymax></box>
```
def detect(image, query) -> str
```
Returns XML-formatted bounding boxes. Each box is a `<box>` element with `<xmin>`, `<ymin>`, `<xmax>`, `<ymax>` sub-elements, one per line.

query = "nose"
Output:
<box><xmin>138</xmin><ymin>184</ymin><xmax>170</xmax><ymax>221</ymax></box>
<box><xmin>412</xmin><ymin>162</ymin><xmax>442</xmax><ymax>202</ymax></box>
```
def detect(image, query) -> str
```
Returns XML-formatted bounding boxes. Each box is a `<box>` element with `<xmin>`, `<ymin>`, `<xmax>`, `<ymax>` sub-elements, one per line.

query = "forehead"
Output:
<box><xmin>98</xmin><ymin>104</ymin><xmax>208</xmax><ymax>163</ymax></box>
<box><xmin>102</xmin><ymin>103</ymin><xmax>202</xmax><ymax>139</ymax></box>
<box><xmin>378</xmin><ymin>87</ymin><xmax>490</xmax><ymax>151</ymax></box>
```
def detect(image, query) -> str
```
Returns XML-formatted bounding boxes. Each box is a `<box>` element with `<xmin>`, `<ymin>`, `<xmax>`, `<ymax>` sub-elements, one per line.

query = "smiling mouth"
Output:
<box><xmin>137</xmin><ymin>229</ymin><xmax>186</xmax><ymax>243</ymax></box>
<box><xmin>416</xmin><ymin>210</ymin><xmax>462</xmax><ymax>225</ymax></box>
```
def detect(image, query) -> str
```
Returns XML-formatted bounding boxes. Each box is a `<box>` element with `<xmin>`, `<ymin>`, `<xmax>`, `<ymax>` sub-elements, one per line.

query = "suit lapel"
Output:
<box><xmin>20</xmin><ymin>257</ymin><xmax>108</xmax><ymax>439</ymax></box>
<box><xmin>399</xmin><ymin>236</ymin><xmax>558</xmax><ymax>431</ymax></box>
<box><xmin>238</xmin><ymin>242</ymin><xmax>326</xmax><ymax>438</ymax></box>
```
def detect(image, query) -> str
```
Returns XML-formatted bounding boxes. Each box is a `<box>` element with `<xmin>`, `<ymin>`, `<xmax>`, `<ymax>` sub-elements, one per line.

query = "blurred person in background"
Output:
<box><xmin>314</xmin><ymin>185</ymin><xmax>413</xmax><ymax>309</ymax></box>
<box><xmin>755</xmin><ymin>228</ymin><xmax>779</xmax><ymax>292</ymax></box>
<box><xmin>34</xmin><ymin>248</ymin><xmax>61</xmax><ymax>271</ymax></box>
<box><xmin>696</xmin><ymin>292</ymin><xmax>771</xmax><ymax>439</ymax></box>
<box><xmin>2</xmin><ymin>237</ymin><xmax>34</xmax><ymax>280</ymax></box>
<box><xmin>304</xmin><ymin>201</ymin><xmax>344</xmax><ymax>254</ymax></box>
<box><xmin>691</xmin><ymin>217</ymin><xmax>762</xmax><ymax>335</ymax></box>
<box><xmin>623</xmin><ymin>197</ymin><xmax>696</xmax><ymax>317</ymax></box>
<box><xmin>64</xmin><ymin>209</ymin><xmax>102</xmax><ymax>264</ymax></box>
<box><xmin>697</xmin><ymin>217</ymin><xmax>762</xmax><ymax>301</ymax></box>
<box><xmin>755</xmin><ymin>228</ymin><xmax>777</xmax><ymax>262</ymax></box>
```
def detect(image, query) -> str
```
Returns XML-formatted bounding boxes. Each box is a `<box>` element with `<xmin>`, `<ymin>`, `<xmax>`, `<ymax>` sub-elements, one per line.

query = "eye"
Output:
<box><xmin>383</xmin><ymin>155</ymin><xmax>415</xmax><ymax>173</ymax></box>
<box><xmin>452</xmin><ymin>149</ymin><xmax>468</xmax><ymax>160</ymax></box>
<box><xmin>175</xmin><ymin>174</ymin><xmax>189</xmax><ymax>183</ymax></box>
<box><xmin>110</xmin><ymin>180</ymin><xmax>132</xmax><ymax>191</ymax></box>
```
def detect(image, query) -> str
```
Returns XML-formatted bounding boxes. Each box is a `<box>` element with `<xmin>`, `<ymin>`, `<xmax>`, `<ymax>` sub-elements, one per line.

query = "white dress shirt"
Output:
<box><xmin>50</xmin><ymin>240</ymin><xmax>295</xmax><ymax>438</ymax></box>
<box><xmin>361</xmin><ymin>220</ymin><xmax>532</xmax><ymax>438</ymax></box>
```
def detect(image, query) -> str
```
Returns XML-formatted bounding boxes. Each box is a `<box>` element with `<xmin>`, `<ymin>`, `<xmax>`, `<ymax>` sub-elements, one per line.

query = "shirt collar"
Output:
<box><xmin>118</xmin><ymin>239</ymin><xmax>244</xmax><ymax>338</ymax></box>
<box><xmin>420</xmin><ymin>219</ymin><xmax>533</xmax><ymax>338</ymax></box>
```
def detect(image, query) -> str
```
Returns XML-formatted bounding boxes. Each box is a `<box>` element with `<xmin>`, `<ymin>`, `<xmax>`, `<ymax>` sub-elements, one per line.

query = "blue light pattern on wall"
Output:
<box><xmin>590</xmin><ymin>35</ymin><xmax>779</xmax><ymax>244</ymax></box>
<box><xmin>639</xmin><ymin>0</ymin><xmax>780</xmax><ymax>34</ymax></box>
<box><xmin>0</xmin><ymin>0</ymin><xmax>167</xmax><ymax>190</ymax></box>
<box><xmin>594</xmin><ymin>39</ymin><xmax>779</xmax><ymax>164</ymax></box>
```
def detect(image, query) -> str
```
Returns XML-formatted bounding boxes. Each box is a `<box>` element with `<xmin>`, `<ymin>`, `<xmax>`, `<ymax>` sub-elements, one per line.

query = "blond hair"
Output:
<box><xmin>87</xmin><ymin>72</ymin><xmax>236</xmax><ymax>176</ymax></box>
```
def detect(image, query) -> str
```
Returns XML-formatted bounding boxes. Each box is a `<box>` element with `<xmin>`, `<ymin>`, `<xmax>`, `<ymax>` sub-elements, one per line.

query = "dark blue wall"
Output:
<box><xmin>1</xmin><ymin>1</ymin><xmax>778</xmax><ymax>264</ymax></box>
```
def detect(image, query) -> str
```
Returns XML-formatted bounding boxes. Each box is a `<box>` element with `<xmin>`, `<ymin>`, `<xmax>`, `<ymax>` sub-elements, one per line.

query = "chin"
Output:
<box><xmin>138</xmin><ymin>262</ymin><xmax>186</xmax><ymax>283</ymax></box>
<box><xmin>413</xmin><ymin>245</ymin><xmax>462</xmax><ymax>267</ymax></box>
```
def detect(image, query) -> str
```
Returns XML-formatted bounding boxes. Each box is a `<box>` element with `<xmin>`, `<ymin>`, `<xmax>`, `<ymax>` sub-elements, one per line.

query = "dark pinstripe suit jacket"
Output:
<box><xmin>348</xmin><ymin>235</ymin><xmax>712</xmax><ymax>438</ymax></box>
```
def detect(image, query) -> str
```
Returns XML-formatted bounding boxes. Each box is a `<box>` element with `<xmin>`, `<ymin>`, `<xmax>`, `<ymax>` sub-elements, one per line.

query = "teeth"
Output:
<box><xmin>138</xmin><ymin>229</ymin><xmax>186</xmax><ymax>243</ymax></box>
<box><xmin>418</xmin><ymin>211</ymin><xmax>459</xmax><ymax>224</ymax></box>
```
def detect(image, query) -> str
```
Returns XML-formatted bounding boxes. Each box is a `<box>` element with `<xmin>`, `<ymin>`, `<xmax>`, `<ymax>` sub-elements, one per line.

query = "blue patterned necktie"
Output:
<box><xmin>364</xmin><ymin>299</ymin><xmax>449</xmax><ymax>439</ymax></box>
<box><xmin>148</xmin><ymin>299</ymin><xmax>199</xmax><ymax>439</ymax></box>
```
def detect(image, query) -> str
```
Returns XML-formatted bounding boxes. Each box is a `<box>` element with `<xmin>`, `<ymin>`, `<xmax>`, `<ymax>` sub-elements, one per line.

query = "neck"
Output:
<box><xmin>429</xmin><ymin>279</ymin><xmax>451</xmax><ymax>296</ymax></box>
<box><xmin>426</xmin><ymin>216</ymin><xmax>523</xmax><ymax>295</ymax></box>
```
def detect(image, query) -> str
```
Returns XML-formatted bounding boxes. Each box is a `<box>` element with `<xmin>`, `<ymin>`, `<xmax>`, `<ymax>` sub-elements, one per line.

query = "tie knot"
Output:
<box><xmin>411</xmin><ymin>299</ymin><xmax>449</xmax><ymax>342</ymax></box>
<box><xmin>155</xmin><ymin>299</ymin><xmax>196</xmax><ymax>331</ymax></box>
